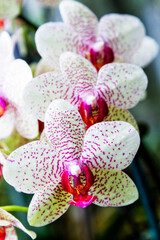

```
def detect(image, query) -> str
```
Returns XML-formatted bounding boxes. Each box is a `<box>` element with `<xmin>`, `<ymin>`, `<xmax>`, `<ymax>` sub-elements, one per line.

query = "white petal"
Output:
<box><xmin>35</xmin><ymin>22</ymin><xmax>85</xmax><ymax>68</ymax></box>
<box><xmin>28</xmin><ymin>183</ymin><xmax>71</xmax><ymax>226</ymax></box>
<box><xmin>81</xmin><ymin>121</ymin><xmax>140</xmax><ymax>170</ymax></box>
<box><xmin>0</xmin><ymin>0</ymin><xmax>22</xmax><ymax>19</ymax></box>
<box><xmin>60</xmin><ymin>52</ymin><xmax>97</xmax><ymax>105</ymax></box>
<box><xmin>98</xmin><ymin>14</ymin><xmax>145</xmax><ymax>62</ymax></box>
<box><xmin>23</xmin><ymin>71</ymin><xmax>73</xmax><ymax>122</ymax></box>
<box><xmin>3</xmin><ymin>59</ymin><xmax>32</xmax><ymax>106</ymax></box>
<box><xmin>89</xmin><ymin>169</ymin><xmax>138</xmax><ymax>206</ymax></box>
<box><xmin>0</xmin><ymin>107</ymin><xmax>15</xmax><ymax>139</ymax></box>
<box><xmin>3</xmin><ymin>141</ymin><xmax>63</xmax><ymax>193</ymax></box>
<box><xmin>45</xmin><ymin>99</ymin><xmax>85</xmax><ymax>163</ymax></box>
<box><xmin>129</xmin><ymin>36</ymin><xmax>159</xmax><ymax>67</ymax></box>
<box><xmin>96</xmin><ymin>63</ymin><xmax>148</xmax><ymax>109</ymax></box>
<box><xmin>0</xmin><ymin>31</ymin><xmax>14</xmax><ymax>87</ymax></box>
<box><xmin>15</xmin><ymin>106</ymin><xmax>38</xmax><ymax>139</ymax></box>
<box><xmin>0</xmin><ymin>31</ymin><xmax>13</xmax><ymax>67</ymax></box>
<box><xmin>60</xmin><ymin>1</ymin><xmax>98</xmax><ymax>43</ymax></box>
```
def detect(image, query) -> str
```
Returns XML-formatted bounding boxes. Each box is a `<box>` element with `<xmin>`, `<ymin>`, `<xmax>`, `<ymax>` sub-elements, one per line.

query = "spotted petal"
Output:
<box><xmin>129</xmin><ymin>36</ymin><xmax>159</xmax><ymax>67</ymax></box>
<box><xmin>89</xmin><ymin>169</ymin><xmax>138</xmax><ymax>206</ymax></box>
<box><xmin>0</xmin><ymin>0</ymin><xmax>22</xmax><ymax>19</ymax></box>
<box><xmin>98</xmin><ymin>14</ymin><xmax>145</xmax><ymax>62</ymax></box>
<box><xmin>0</xmin><ymin>31</ymin><xmax>13</xmax><ymax>71</ymax></box>
<box><xmin>15</xmin><ymin>106</ymin><xmax>38</xmax><ymax>139</ymax></box>
<box><xmin>23</xmin><ymin>71</ymin><xmax>72</xmax><ymax>122</ymax></box>
<box><xmin>45</xmin><ymin>99</ymin><xmax>85</xmax><ymax>163</ymax></box>
<box><xmin>3</xmin><ymin>141</ymin><xmax>63</xmax><ymax>193</ymax></box>
<box><xmin>28</xmin><ymin>183</ymin><xmax>71</xmax><ymax>227</ymax></box>
<box><xmin>0</xmin><ymin>107</ymin><xmax>15</xmax><ymax>139</ymax></box>
<box><xmin>3</xmin><ymin>59</ymin><xmax>32</xmax><ymax>106</ymax></box>
<box><xmin>35</xmin><ymin>22</ymin><xmax>85</xmax><ymax>69</ymax></box>
<box><xmin>81</xmin><ymin>121</ymin><xmax>140</xmax><ymax>170</ymax></box>
<box><xmin>96</xmin><ymin>63</ymin><xmax>148</xmax><ymax>109</ymax></box>
<box><xmin>60</xmin><ymin>52</ymin><xmax>97</xmax><ymax>105</ymax></box>
<box><xmin>104</xmin><ymin>105</ymin><xmax>138</xmax><ymax>131</ymax></box>
<box><xmin>60</xmin><ymin>1</ymin><xmax>98</xmax><ymax>43</ymax></box>
<box><xmin>0</xmin><ymin>208</ymin><xmax>36</xmax><ymax>239</ymax></box>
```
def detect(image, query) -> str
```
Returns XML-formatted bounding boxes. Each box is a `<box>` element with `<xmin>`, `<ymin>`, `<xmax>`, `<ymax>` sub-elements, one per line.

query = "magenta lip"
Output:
<box><xmin>0</xmin><ymin>97</ymin><xmax>7</xmax><ymax>109</ymax></box>
<box><xmin>0</xmin><ymin>97</ymin><xmax>7</xmax><ymax>117</ymax></box>
<box><xmin>61</xmin><ymin>164</ymin><xmax>97</xmax><ymax>207</ymax></box>
<box><xmin>69</xmin><ymin>195</ymin><xmax>97</xmax><ymax>208</ymax></box>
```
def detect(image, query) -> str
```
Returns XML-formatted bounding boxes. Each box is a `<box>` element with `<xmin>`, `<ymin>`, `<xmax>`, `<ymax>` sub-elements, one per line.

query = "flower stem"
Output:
<box><xmin>0</xmin><ymin>205</ymin><xmax>28</xmax><ymax>212</ymax></box>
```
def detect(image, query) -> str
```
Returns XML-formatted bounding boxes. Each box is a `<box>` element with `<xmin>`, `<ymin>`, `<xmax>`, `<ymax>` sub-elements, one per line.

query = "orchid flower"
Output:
<box><xmin>0</xmin><ymin>31</ymin><xmax>38</xmax><ymax>139</ymax></box>
<box><xmin>3</xmin><ymin>99</ymin><xmax>139</xmax><ymax>226</ymax></box>
<box><xmin>0</xmin><ymin>0</ymin><xmax>22</xmax><ymax>20</ymax></box>
<box><xmin>0</xmin><ymin>208</ymin><xmax>36</xmax><ymax>239</ymax></box>
<box><xmin>35</xmin><ymin>1</ymin><xmax>159</xmax><ymax>71</ymax></box>
<box><xmin>24</xmin><ymin>52</ymin><xmax>147</xmax><ymax>129</ymax></box>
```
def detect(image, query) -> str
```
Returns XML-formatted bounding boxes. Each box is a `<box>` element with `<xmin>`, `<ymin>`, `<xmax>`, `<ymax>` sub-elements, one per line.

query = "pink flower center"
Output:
<box><xmin>78</xmin><ymin>91</ymin><xmax>109</xmax><ymax>127</ymax></box>
<box><xmin>88</xmin><ymin>41</ymin><xmax>114</xmax><ymax>71</ymax></box>
<box><xmin>0</xmin><ymin>20</ymin><xmax>5</xmax><ymax>29</ymax></box>
<box><xmin>0</xmin><ymin>98</ymin><xmax>7</xmax><ymax>118</ymax></box>
<box><xmin>61</xmin><ymin>164</ymin><xmax>97</xmax><ymax>208</ymax></box>
<box><xmin>0</xmin><ymin>227</ymin><xmax>6</xmax><ymax>240</ymax></box>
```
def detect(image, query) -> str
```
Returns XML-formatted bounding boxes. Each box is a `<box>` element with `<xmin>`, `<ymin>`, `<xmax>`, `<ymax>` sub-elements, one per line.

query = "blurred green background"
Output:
<box><xmin>0</xmin><ymin>0</ymin><xmax>160</xmax><ymax>239</ymax></box>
